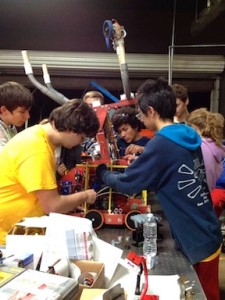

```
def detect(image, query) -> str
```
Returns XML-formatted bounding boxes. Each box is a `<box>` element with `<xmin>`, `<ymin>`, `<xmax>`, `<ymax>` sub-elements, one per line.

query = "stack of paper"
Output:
<box><xmin>0</xmin><ymin>269</ymin><xmax>79</xmax><ymax>300</ymax></box>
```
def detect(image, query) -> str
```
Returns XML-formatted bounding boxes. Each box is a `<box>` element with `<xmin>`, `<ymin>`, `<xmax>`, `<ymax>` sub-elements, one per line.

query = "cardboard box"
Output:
<box><xmin>71</xmin><ymin>260</ymin><xmax>105</xmax><ymax>299</ymax></box>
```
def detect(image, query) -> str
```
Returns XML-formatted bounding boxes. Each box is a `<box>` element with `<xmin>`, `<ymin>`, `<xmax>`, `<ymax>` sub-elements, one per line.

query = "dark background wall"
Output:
<box><xmin>1</xmin><ymin>0</ymin><xmax>225</xmax><ymax>55</ymax></box>
<box><xmin>0</xmin><ymin>0</ymin><xmax>224</xmax><ymax>123</ymax></box>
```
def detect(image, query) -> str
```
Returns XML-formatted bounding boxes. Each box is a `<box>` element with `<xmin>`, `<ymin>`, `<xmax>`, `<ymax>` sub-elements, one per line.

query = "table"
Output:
<box><xmin>96</xmin><ymin>200</ymin><xmax>207</xmax><ymax>300</ymax></box>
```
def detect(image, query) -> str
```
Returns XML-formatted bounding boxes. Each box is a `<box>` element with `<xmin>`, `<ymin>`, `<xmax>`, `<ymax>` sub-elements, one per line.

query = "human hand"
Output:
<box><xmin>131</xmin><ymin>213</ymin><xmax>162</xmax><ymax>228</ymax></box>
<box><xmin>125</xmin><ymin>144</ymin><xmax>144</xmax><ymax>155</ymax></box>
<box><xmin>84</xmin><ymin>189</ymin><xmax>97</xmax><ymax>205</ymax></box>
<box><xmin>57</xmin><ymin>163</ymin><xmax>68</xmax><ymax>177</ymax></box>
<box><xmin>70</xmin><ymin>189</ymin><xmax>97</xmax><ymax>211</ymax></box>
<box><xmin>130</xmin><ymin>213</ymin><xmax>149</xmax><ymax>228</ymax></box>
<box><xmin>123</xmin><ymin>154</ymin><xmax>137</xmax><ymax>165</ymax></box>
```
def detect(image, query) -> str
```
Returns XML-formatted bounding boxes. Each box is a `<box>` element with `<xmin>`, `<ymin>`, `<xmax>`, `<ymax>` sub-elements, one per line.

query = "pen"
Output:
<box><xmin>47</xmin><ymin>259</ymin><xmax>61</xmax><ymax>274</ymax></box>
<box><xmin>36</xmin><ymin>253</ymin><xmax>43</xmax><ymax>271</ymax></box>
<box><xmin>0</xmin><ymin>254</ymin><xmax>14</xmax><ymax>264</ymax></box>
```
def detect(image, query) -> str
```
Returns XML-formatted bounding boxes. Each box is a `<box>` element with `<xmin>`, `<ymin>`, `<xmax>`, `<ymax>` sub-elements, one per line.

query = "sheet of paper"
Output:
<box><xmin>93</xmin><ymin>235</ymin><xmax>123</xmax><ymax>287</ymax></box>
<box><xmin>108</xmin><ymin>261</ymin><xmax>137</xmax><ymax>299</ymax></box>
<box><xmin>145</xmin><ymin>274</ymin><xmax>181</xmax><ymax>300</ymax></box>
<box><xmin>40</xmin><ymin>213</ymin><xmax>95</xmax><ymax>272</ymax></box>
<box><xmin>109</xmin><ymin>259</ymin><xmax>181</xmax><ymax>300</ymax></box>
<box><xmin>14</xmin><ymin>215</ymin><xmax>50</xmax><ymax>228</ymax></box>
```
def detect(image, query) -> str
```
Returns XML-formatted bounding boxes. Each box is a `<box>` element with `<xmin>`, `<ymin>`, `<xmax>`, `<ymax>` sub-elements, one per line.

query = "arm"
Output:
<box><xmin>34</xmin><ymin>188</ymin><xmax>96</xmax><ymax>214</ymax></box>
<box><xmin>18</xmin><ymin>151</ymin><xmax>96</xmax><ymax>213</ymax></box>
<box><xmin>100</xmin><ymin>137</ymin><xmax>163</xmax><ymax>194</ymax></box>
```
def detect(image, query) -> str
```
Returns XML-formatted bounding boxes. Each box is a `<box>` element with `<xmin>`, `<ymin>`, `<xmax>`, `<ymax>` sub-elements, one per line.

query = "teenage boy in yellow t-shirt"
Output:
<box><xmin>0</xmin><ymin>99</ymin><xmax>100</xmax><ymax>245</ymax></box>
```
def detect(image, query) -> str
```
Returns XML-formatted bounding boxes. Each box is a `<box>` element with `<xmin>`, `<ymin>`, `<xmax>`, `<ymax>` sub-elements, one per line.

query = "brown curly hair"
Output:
<box><xmin>49</xmin><ymin>98</ymin><xmax>100</xmax><ymax>138</ymax></box>
<box><xmin>186</xmin><ymin>108</ymin><xmax>224</xmax><ymax>147</ymax></box>
<box><xmin>111</xmin><ymin>106</ymin><xmax>143</xmax><ymax>133</ymax></box>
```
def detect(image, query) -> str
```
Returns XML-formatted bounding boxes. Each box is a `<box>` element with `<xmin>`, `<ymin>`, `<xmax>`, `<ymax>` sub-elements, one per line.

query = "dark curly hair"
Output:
<box><xmin>111</xmin><ymin>106</ymin><xmax>143</xmax><ymax>133</ymax></box>
<box><xmin>49</xmin><ymin>99</ymin><xmax>100</xmax><ymax>138</ymax></box>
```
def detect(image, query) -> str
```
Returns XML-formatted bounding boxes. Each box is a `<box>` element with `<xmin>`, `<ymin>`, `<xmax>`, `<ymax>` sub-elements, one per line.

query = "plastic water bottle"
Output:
<box><xmin>143</xmin><ymin>213</ymin><xmax>157</xmax><ymax>268</ymax></box>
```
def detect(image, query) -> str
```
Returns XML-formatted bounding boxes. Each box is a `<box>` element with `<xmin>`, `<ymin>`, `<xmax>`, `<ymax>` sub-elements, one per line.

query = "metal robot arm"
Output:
<box><xmin>103</xmin><ymin>19</ymin><xmax>131</xmax><ymax>100</ymax></box>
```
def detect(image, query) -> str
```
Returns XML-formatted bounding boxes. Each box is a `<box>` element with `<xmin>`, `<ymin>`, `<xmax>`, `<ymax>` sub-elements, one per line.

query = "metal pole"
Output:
<box><xmin>168</xmin><ymin>0</ymin><xmax>177</xmax><ymax>85</ymax></box>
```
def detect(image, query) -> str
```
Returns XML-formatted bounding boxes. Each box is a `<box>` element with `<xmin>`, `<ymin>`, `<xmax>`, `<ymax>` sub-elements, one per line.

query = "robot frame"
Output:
<box><xmin>60</xmin><ymin>99</ymin><xmax>150</xmax><ymax>231</ymax></box>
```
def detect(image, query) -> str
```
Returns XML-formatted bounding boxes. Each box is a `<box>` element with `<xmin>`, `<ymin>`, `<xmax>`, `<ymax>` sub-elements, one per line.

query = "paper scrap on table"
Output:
<box><xmin>145</xmin><ymin>275</ymin><xmax>181</xmax><ymax>300</ymax></box>
<box><xmin>108</xmin><ymin>259</ymin><xmax>181</xmax><ymax>300</ymax></box>
<box><xmin>93</xmin><ymin>235</ymin><xmax>123</xmax><ymax>287</ymax></box>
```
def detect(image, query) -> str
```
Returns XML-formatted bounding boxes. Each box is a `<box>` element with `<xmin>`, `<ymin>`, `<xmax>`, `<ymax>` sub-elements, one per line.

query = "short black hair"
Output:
<box><xmin>137</xmin><ymin>78</ymin><xmax>176</xmax><ymax>120</ymax></box>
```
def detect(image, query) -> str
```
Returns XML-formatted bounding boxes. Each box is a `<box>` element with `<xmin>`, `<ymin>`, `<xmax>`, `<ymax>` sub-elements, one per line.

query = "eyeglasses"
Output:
<box><xmin>116</xmin><ymin>113</ymin><xmax>128</xmax><ymax>118</ymax></box>
<box><xmin>136</xmin><ymin>111</ymin><xmax>143</xmax><ymax>120</ymax></box>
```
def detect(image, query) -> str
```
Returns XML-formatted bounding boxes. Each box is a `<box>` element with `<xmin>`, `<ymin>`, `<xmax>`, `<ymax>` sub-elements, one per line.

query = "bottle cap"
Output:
<box><xmin>147</xmin><ymin>213</ymin><xmax>153</xmax><ymax>218</ymax></box>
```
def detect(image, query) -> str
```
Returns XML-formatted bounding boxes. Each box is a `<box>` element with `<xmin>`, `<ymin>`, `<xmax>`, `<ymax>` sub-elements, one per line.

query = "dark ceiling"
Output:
<box><xmin>0</xmin><ymin>0</ymin><xmax>225</xmax><ymax>55</ymax></box>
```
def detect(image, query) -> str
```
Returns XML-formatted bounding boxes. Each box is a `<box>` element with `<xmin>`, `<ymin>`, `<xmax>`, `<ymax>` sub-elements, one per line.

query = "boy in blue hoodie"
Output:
<box><xmin>97</xmin><ymin>78</ymin><xmax>222</xmax><ymax>300</ymax></box>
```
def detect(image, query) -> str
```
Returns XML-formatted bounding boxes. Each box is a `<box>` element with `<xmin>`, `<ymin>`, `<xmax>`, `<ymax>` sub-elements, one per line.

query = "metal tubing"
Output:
<box><xmin>168</xmin><ymin>0</ymin><xmax>177</xmax><ymax>85</ymax></box>
<box><xmin>168</xmin><ymin>43</ymin><xmax>225</xmax><ymax>86</ymax></box>
<box><xmin>42</xmin><ymin>64</ymin><xmax>69</xmax><ymax>103</ymax></box>
<box><xmin>120</xmin><ymin>63</ymin><xmax>131</xmax><ymax>99</ymax></box>
<box><xmin>22</xmin><ymin>50</ymin><xmax>68</xmax><ymax>106</ymax></box>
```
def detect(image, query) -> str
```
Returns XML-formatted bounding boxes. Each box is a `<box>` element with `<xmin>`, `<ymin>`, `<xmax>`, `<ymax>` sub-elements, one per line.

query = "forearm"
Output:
<box><xmin>54</xmin><ymin>192</ymin><xmax>89</xmax><ymax>213</ymax></box>
<box><xmin>35</xmin><ymin>189</ymin><xmax>95</xmax><ymax>214</ymax></box>
<box><xmin>101</xmin><ymin>148</ymin><xmax>159</xmax><ymax>194</ymax></box>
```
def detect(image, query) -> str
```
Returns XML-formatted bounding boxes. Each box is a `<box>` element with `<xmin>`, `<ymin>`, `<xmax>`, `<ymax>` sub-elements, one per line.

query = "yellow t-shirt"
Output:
<box><xmin>0</xmin><ymin>125</ymin><xmax>57</xmax><ymax>244</ymax></box>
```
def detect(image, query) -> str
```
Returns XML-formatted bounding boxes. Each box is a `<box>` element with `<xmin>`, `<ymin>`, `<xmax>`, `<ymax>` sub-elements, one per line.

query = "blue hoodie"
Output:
<box><xmin>101</xmin><ymin>124</ymin><xmax>222</xmax><ymax>264</ymax></box>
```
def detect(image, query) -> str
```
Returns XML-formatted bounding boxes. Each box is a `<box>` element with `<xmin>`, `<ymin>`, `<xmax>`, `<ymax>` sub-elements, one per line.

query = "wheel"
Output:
<box><xmin>85</xmin><ymin>209</ymin><xmax>104</xmax><ymax>230</ymax></box>
<box><xmin>124</xmin><ymin>210</ymin><xmax>141</xmax><ymax>231</ymax></box>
